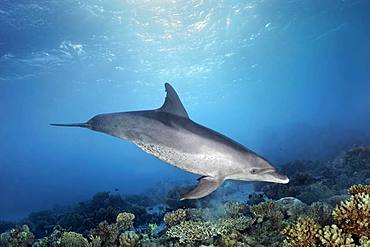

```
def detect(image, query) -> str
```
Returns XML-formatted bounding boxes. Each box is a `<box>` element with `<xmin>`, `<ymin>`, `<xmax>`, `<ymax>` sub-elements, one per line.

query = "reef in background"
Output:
<box><xmin>256</xmin><ymin>146</ymin><xmax>370</xmax><ymax>205</ymax></box>
<box><xmin>0</xmin><ymin>146</ymin><xmax>369</xmax><ymax>247</ymax></box>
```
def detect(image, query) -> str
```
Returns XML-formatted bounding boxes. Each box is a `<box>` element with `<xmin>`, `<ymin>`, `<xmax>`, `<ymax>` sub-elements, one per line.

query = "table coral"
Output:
<box><xmin>166</xmin><ymin>220</ymin><xmax>216</xmax><ymax>244</ymax></box>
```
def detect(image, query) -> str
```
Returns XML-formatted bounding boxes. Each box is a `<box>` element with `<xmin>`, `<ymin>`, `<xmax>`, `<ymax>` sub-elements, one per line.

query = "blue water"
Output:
<box><xmin>1</xmin><ymin>0</ymin><xmax>370</xmax><ymax>221</ymax></box>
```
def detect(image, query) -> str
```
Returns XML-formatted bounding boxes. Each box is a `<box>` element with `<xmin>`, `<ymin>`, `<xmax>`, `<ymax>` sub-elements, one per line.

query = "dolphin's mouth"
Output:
<box><xmin>269</xmin><ymin>171</ymin><xmax>289</xmax><ymax>184</ymax></box>
<box><xmin>50</xmin><ymin>123</ymin><xmax>91</xmax><ymax>129</ymax></box>
<box><xmin>262</xmin><ymin>169</ymin><xmax>289</xmax><ymax>184</ymax></box>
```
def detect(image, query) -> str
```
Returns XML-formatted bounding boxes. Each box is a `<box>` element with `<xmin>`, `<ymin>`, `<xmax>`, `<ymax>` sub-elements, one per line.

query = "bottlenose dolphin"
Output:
<box><xmin>52</xmin><ymin>83</ymin><xmax>289</xmax><ymax>200</ymax></box>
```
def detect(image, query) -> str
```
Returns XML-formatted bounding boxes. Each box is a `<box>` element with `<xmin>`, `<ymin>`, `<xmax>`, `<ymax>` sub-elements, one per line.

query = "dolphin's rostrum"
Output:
<box><xmin>52</xmin><ymin>83</ymin><xmax>289</xmax><ymax>200</ymax></box>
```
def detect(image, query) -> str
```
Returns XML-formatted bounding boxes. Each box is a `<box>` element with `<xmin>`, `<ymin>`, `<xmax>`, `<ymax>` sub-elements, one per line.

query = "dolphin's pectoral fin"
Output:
<box><xmin>180</xmin><ymin>176</ymin><xmax>224</xmax><ymax>200</ymax></box>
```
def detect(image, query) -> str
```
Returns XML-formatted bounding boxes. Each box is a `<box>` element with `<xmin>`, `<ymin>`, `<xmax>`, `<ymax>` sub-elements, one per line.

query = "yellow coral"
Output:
<box><xmin>116</xmin><ymin>212</ymin><xmax>135</xmax><ymax>231</ymax></box>
<box><xmin>219</xmin><ymin>231</ymin><xmax>239</xmax><ymax>247</ymax></box>
<box><xmin>333</xmin><ymin>192</ymin><xmax>370</xmax><ymax>237</ymax></box>
<box><xmin>318</xmin><ymin>224</ymin><xmax>354</xmax><ymax>247</ymax></box>
<box><xmin>282</xmin><ymin>217</ymin><xmax>321</xmax><ymax>247</ymax></box>
<box><xmin>349</xmin><ymin>184</ymin><xmax>370</xmax><ymax>195</ymax></box>
<box><xmin>164</xmin><ymin>208</ymin><xmax>187</xmax><ymax>227</ymax></box>
<box><xmin>119</xmin><ymin>231</ymin><xmax>139</xmax><ymax>247</ymax></box>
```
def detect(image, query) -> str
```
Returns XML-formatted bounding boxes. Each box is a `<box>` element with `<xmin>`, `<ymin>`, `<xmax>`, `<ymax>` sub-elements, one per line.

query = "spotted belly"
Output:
<box><xmin>132</xmin><ymin>141</ymin><xmax>224</xmax><ymax>176</ymax></box>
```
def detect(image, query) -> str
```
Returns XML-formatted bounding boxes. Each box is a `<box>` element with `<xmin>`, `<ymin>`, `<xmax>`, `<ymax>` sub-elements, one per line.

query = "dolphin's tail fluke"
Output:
<box><xmin>50</xmin><ymin>123</ymin><xmax>91</xmax><ymax>128</ymax></box>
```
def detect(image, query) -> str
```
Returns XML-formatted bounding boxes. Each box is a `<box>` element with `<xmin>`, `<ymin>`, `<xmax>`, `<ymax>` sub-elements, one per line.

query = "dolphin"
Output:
<box><xmin>51</xmin><ymin>83</ymin><xmax>289</xmax><ymax>200</ymax></box>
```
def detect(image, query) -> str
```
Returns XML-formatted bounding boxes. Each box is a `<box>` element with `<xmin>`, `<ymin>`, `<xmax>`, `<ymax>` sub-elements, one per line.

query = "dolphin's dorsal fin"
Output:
<box><xmin>158</xmin><ymin>83</ymin><xmax>189</xmax><ymax>118</ymax></box>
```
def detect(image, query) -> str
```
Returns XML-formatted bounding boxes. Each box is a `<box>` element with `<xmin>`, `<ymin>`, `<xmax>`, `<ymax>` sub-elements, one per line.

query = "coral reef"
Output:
<box><xmin>0</xmin><ymin>147</ymin><xmax>369</xmax><ymax>246</ymax></box>
<box><xmin>18</xmin><ymin>191</ymin><xmax>157</xmax><ymax>238</ymax></box>
<box><xmin>256</xmin><ymin>146</ymin><xmax>370</xmax><ymax>206</ymax></box>
<box><xmin>282</xmin><ymin>183</ymin><xmax>370</xmax><ymax>247</ymax></box>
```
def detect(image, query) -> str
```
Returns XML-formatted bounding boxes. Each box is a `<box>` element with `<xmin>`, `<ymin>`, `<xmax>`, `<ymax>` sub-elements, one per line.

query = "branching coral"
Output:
<box><xmin>333</xmin><ymin>192</ymin><xmax>370</xmax><ymax>237</ymax></box>
<box><xmin>318</xmin><ymin>224</ymin><xmax>354</xmax><ymax>247</ymax></box>
<box><xmin>163</xmin><ymin>208</ymin><xmax>187</xmax><ymax>227</ymax></box>
<box><xmin>349</xmin><ymin>184</ymin><xmax>370</xmax><ymax>195</ymax></box>
<box><xmin>282</xmin><ymin>217</ymin><xmax>321</xmax><ymax>247</ymax></box>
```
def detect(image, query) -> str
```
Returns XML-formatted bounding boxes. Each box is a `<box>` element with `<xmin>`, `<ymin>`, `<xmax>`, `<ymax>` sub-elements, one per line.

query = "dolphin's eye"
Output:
<box><xmin>250</xmin><ymin>169</ymin><xmax>258</xmax><ymax>174</ymax></box>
